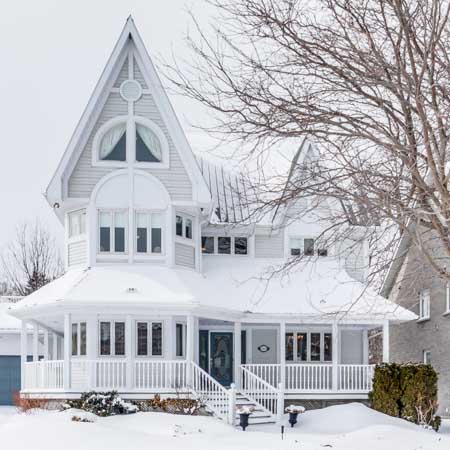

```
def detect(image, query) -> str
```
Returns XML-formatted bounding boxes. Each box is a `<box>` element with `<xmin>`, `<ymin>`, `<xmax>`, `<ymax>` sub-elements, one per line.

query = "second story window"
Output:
<box><xmin>176</xmin><ymin>215</ymin><xmax>193</xmax><ymax>240</ymax></box>
<box><xmin>68</xmin><ymin>210</ymin><xmax>86</xmax><ymax>238</ymax></box>
<box><xmin>99</xmin><ymin>210</ymin><xmax>127</xmax><ymax>253</ymax></box>
<box><xmin>99</xmin><ymin>123</ymin><xmax>127</xmax><ymax>161</ymax></box>
<box><xmin>289</xmin><ymin>237</ymin><xmax>327</xmax><ymax>257</ymax></box>
<box><xmin>201</xmin><ymin>236</ymin><xmax>248</xmax><ymax>255</ymax></box>
<box><xmin>419</xmin><ymin>289</ymin><xmax>430</xmax><ymax>321</ymax></box>
<box><xmin>136</xmin><ymin>211</ymin><xmax>163</xmax><ymax>254</ymax></box>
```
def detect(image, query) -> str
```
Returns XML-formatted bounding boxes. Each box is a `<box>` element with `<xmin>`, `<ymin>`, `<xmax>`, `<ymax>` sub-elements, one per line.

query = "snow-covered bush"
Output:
<box><xmin>135</xmin><ymin>394</ymin><xmax>203</xmax><ymax>415</ymax></box>
<box><xmin>285</xmin><ymin>405</ymin><xmax>306</xmax><ymax>414</ymax></box>
<box><xmin>64</xmin><ymin>391</ymin><xmax>137</xmax><ymax>417</ymax></box>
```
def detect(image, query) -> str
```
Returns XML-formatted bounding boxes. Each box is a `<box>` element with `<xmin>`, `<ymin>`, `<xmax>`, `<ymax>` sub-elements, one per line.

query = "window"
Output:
<box><xmin>135</xmin><ymin>211</ymin><xmax>163</xmax><ymax>254</ymax></box>
<box><xmin>201</xmin><ymin>236</ymin><xmax>214</xmax><ymax>254</ymax></box>
<box><xmin>99</xmin><ymin>211</ymin><xmax>127</xmax><ymax>254</ymax></box>
<box><xmin>289</xmin><ymin>237</ymin><xmax>322</xmax><ymax>257</ymax></box>
<box><xmin>446</xmin><ymin>283</ymin><xmax>450</xmax><ymax>313</ymax></box>
<box><xmin>176</xmin><ymin>323</ymin><xmax>185</xmax><ymax>357</ymax></box>
<box><xmin>135</xmin><ymin>124</ymin><xmax>162</xmax><ymax>162</ymax></box>
<box><xmin>304</xmin><ymin>239</ymin><xmax>315</xmax><ymax>256</ymax></box>
<box><xmin>71</xmin><ymin>322</ymin><xmax>87</xmax><ymax>356</ymax></box>
<box><xmin>234</xmin><ymin>237</ymin><xmax>248</xmax><ymax>255</ymax></box>
<box><xmin>285</xmin><ymin>331</ymin><xmax>332</xmax><ymax>362</ymax></box>
<box><xmin>135</xmin><ymin>321</ymin><xmax>163</xmax><ymax>357</ymax></box>
<box><xmin>423</xmin><ymin>350</ymin><xmax>432</xmax><ymax>364</ymax></box>
<box><xmin>175</xmin><ymin>215</ymin><xmax>193</xmax><ymax>240</ymax></box>
<box><xmin>218</xmin><ymin>236</ymin><xmax>231</xmax><ymax>254</ymax></box>
<box><xmin>419</xmin><ymin>289</ymin><xmax>430</xmax><ymax>320</ymax></box>
<box><xmin>99</xmin><ymin>123</ymin><xmax>127</xmax><ymax>161</ymax></box>
<box><xmin>69</xmin><ymin>210</ymin><xmax>86</xmax><ymax>238</ymax></box>
<box><xmin>317</xmin><ymin>248</ymin><xmax>328</xmax><ymax>257</ymax></box>
<box><xmin>289</xmin><ymin>238</ymin><xmax>302</xmax><ymax>256</ymax></box>
<box><xmin>99</xmin><ymin>321</ymin><xmax>126</xmax><ymax>356</ymax></box>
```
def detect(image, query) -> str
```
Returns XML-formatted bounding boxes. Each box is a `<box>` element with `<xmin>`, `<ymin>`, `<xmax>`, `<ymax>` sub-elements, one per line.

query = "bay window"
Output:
<box><xmin>136</xmin><ymin>211</ymin><xmax>163</xmax><ymax>254</ymax></box>
<box><xmin>136</xmin><ymin>321</ymin><xmax>163</xmax><ymax>357</ymax></box>
<box><xmin>285</xmin><ymin>331</ymin><xmax>332</xmax><ymax>362</ymax></box>
<box><xmin>99</xmin><ymin>210</ymin><xmax>127</xmax><ymax>254</ymax></box>
<box><xmin>71</xmin><ymin>322</ymin><xmax>86</xmax><ymax>356</ymax></box>
<box><xmin>99</xmin><ymin>321</ymin><xmax>126</xmax><ymax>356</ymax></box>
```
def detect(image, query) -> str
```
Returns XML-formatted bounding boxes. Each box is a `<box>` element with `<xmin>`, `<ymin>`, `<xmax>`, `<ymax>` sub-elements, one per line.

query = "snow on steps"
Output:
<box><xmin>234</xmin><ymin>393</ymin><xmax>276</xmax><ymax>426</ymax></box>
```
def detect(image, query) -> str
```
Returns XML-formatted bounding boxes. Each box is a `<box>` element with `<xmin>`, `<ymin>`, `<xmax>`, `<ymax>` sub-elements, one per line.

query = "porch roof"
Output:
<box><xmin>9</xmin><ymin>260</ymin><xmax>416</xmax><ymax>322</ymax></box>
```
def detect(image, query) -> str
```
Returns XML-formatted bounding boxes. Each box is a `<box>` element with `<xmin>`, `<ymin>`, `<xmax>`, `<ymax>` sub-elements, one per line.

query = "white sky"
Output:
<box><xmin>0</xmin><ymin>0</ymin><xmax>215</xmax><ymax>252</ymax></box>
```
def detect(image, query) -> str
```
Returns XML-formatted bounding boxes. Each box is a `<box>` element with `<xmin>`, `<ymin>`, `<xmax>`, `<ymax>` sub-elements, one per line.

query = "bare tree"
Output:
<box><xmin>1</xmin><ymin>220</ymin><xmax>64</xmax><ymax>296</ymax></box>
<box><xmin>165</xmin><ymin>0</ymin><xmax>450</xmax><ymax>286</ymax></box>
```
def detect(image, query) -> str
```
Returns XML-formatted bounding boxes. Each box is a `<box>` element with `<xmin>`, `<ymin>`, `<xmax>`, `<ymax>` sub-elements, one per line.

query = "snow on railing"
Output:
<box><xmin>0</xmin><ymin>295</ymin><xmax>23</xmax><ymax>304</ymax></box>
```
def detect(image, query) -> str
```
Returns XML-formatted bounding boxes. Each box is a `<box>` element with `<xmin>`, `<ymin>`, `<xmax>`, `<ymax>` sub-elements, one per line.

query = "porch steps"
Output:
<box><xmin>234</xmin><ymin>393</ymin><xmax>277</xmax><ymax>426</ymax></box>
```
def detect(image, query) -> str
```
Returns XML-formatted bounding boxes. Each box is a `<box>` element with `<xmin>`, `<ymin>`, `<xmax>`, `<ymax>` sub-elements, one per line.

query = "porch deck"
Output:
<box><xmin>23</xmin><ymin>360</ymin><xmax>375</xmax><ymax>397</ymax></box>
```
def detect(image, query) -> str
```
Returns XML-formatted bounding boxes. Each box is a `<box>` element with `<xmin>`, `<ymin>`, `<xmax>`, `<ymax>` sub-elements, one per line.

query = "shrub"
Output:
<box><xmin>13</xmin><ymin>392</ymin><xmax>49</xmax><ymax>414</ymax></box>
<box><xmin>136</xmin><ymin>394</ymin><xmax>203</xmax><ymax>415</ymax></box>
<box><xmin>65</xmin><ymin>391</ymin><xmax>137</xmax><ymax>417</ymax></box>
<box><xmin>369</xmin><ymin>363</ymin><xmax>440</xmax><ymax>430</ymax></box>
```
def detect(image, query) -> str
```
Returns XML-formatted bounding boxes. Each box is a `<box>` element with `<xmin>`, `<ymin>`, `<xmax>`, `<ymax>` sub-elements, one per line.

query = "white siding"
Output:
<box><xmin>113</xmin><ymin>57</ymin><xmax>129</xmax><ymax>88</ymax></box>
<box><xmin>340</xmin><ymin>330</ymin><xmax>363</xmax><ymax>364</ymax></box>
<box><xmin>342</xmin><ymin>240</ymin><xmax>366</xmax><ymax>282</ymax></box>
<box><xmin>133</xmin><ymin>58</ymin><xmax>148</xmax><ymax>89</ymax></box>
<box><xmin>255</xmin><ymin>233</ymin><xmax>284</xmax><ymax>258</ymax></box>
<box><xmin>175</xmin><ymin>243</ymin><xmax>195</xmax><ymax>268</ymax></box>
<box><xmin>68</xmin><ymin>240</ymin><xmax>87</xmax><ymax>267</ymax></box>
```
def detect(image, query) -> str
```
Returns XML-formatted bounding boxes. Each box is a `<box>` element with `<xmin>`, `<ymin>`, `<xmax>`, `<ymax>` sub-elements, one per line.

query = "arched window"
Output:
<box><xmin>135</xmin><ymin>124</ymin><xmax>162</xmax><ymax>162</ymax></box>
<box><xmin>99</xmin><ymin>122</ymin><xmax>127</xmax><ymax>161</ymax></box>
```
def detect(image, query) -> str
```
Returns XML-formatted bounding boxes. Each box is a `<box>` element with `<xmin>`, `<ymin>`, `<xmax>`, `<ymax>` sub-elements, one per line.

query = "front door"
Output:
<box><xmin>210</xmin><ymin>332</ymin><xmax>233</xmax><ymax>386</ymax></box>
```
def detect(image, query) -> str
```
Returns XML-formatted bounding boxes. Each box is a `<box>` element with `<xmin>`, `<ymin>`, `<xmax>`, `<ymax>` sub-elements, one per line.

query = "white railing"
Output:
<box><xmin>189</xmin><ymin>361</ymin><xmax>234</xmax><ymax>424</ymax></box>
<box><xmin>242</xmin><ymin>363</ymin><xmax>375</xmax><ymax>393</ymax></box>
<box><xmin>24</xmin><ymin>360</ymin><xmax>64</xmax><ymax>390</ymax></box>
<box><xmin>135</xmin><ymin>360</ymin><xmax>187</xmax><ymax>390</ymax></box>
<box><xmin>240</xmin><ymin>365</ymin><xmax>281</xmax><ymax>420</ymax></box>
<box><xmin>338</xmin><ymin>364</ymin><xmax>375</xmax><ymax>392</ymax></box>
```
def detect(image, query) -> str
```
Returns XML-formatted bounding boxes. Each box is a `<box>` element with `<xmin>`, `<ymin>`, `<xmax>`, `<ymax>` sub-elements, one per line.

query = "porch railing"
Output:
<box><xmin>24</xmin><ymin>360</ymin><xmax>64</xmax><ymax>390</ymax></box>
<box><xmin>241</xmin><ymin>363</ymin><xmax>375</xmax><ymax>393</ymax></box>
<box><xmin>135</xmin><ymin>360</ymin><xmax>187</xmax><ymax>390</ymax></box>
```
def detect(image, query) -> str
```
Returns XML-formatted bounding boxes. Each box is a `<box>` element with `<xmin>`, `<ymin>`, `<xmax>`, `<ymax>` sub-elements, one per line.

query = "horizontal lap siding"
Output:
<box><xmin>175</xmin><ymin>243</ymin><xmax>195</xmax><ymax>268</ymax></box>
<box><xmin>255</xmin><ymin>233</ymin><xmax>284</xmax><ymax>258</ymax></box>
<box><xmin>113</xmin><ymin>58</ymin><xmax>129</xmax><ymax>88</ymax></box>
<box><xmin>68</xmin><ymin>93</ymin><xmax>126</xmax><ymax>197</ymax></box>
<box><xmin>133</xmin><ymin>59</ymin><xmax>148</xmax><ymax>89</ymax></box>
<box><xmin>134</xmin><ymin>94</ymin><xmax>192</xmax><ymax>201</ymax></box>
<box><xmin>68</xmin><ymin>240</ymin><xmax>87</xmax><ymax>267</ymax></box>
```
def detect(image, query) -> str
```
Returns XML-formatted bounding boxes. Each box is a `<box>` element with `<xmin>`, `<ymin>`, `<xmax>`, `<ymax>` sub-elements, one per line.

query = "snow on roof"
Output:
<box><xmin>10</xmin><ymin>260</ymin><xmax>416</xmax><ymax>322</ymax></box>
<box><xmin>0</xmin><ymin>303</ymin><xmax>23</xmax><ymax>331</ymax></box>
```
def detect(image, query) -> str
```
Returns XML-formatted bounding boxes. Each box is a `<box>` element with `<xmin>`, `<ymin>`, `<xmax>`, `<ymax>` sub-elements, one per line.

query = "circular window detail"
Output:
<box><xmin>258</xmin><ymin>345</ymin><xmax>270</xmax><ymax>353</ymax></box>
<box><xmin>120</xmin><ymin>79</ymin><xmax>142</xmax><ymax>102</ymax></box>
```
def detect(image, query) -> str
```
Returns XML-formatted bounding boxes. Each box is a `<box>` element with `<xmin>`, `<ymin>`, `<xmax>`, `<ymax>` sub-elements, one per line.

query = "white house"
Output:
<box><xmin>8</xmin><ymin>17</ymin><xmax>415</xmax><ymax>424</ymax></box>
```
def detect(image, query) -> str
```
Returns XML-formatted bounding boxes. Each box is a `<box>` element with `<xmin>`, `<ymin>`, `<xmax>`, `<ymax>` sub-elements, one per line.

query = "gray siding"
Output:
<box><xmin>68</xmin><ymin>90</ymin><xmax>192</xmax><ymax>201</ymax></box>
<box><xmin>113</xmin><ymin>57</ymin><xmax>129</xmax><ymax>88</ymax></box>
<box><xmin>340</xmin><ymin>330</ymin><xmax>363</xmax><ymax>364</ymax></box>
<box><xmin>175</xmin><ymin>242</ymin><xmax>195</xmax><ymax>268</ymax></box>
<box><xmin>68</xmin><ymin>240</ymin><xmax>87</xmax><ymax>267</ymax></box>
<box><xmin>255</xmin><ymin>233</ymin><xmax>284</xmax><ymax>258</ymax></box>
<box><xmin>389</xmin><ymin>239</ymin><xmax>450</xmax><ymax>416</ymax></box>
<box><xmin>344</xmin><ymin>242</ymin><xmax>365</xmax><ymax>282</ymax></box>
<box><xmin>133</xmin><ymin>58</ymin><xmax>148</xmax><ymax>89</ymax></box>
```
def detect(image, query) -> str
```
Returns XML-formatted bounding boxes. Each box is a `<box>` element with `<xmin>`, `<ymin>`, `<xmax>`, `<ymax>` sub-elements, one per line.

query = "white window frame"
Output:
<box><xmin>71</xmin><ymin>322</ymin><xmax>87</xmax><ymax>357</ymax></box>
<box><xmin>285</xmin><ymin>330</ymin><xmax>332</xmax><ymax>363</ymax></box>
<box><xmin>175</xmin><ymin>322</ymin><xmax>186</xmax><ymax>358</ymax></box>
<box><xmin>92</xmin><ymin>116</ymin><xmax>169</xmax><ymax>169</ymax></box>
<box><xmin>135</xmin><ymin>210</ymin><xmax>165</xmax><ymax>256</ymax></box>
<box><xmin>98</xmin><ymin>209</ymin><xmax>128</xmax><ymax>255</ymax></box>
<box><xmin>446</xmin><ymin>283</ymin><xmax>450</xmax><ymax>314</ymax></box>
<box><xmin>288</xmin><ymin>236</ymin><xmax>328</xmax><ymax>258</ymax></box>
<box><xmin>175</xmin><ymin>214</ymin><xmax>194</xmax><ymax>241</ymax></box>
<box><xmin>418</xmin><ymin>289</ymin><xmax>431</xmax><ymax>321</ymax></box>
<box><xmin>201</xmin><ymin>235</ymin><xmax>249</xmax><ymax>256</ymax></box>
<box><xmin>98</xmin><ymin>320</ymin><xmax>126</xmax><ymax>357</ymax></box>
<box><xmin>135</xmin><ymin>321</ymin><xmax>164</xmax><ymax>358</ymax></box>
<box><xmin>68</xmin><ymin>209</ymin><xmax>86</xmax><ymax>239</ymax></box>
<box><xmin>423</xmin><ymin>350</ymin><xmax>431</xmax><ymax>364</ymax></box>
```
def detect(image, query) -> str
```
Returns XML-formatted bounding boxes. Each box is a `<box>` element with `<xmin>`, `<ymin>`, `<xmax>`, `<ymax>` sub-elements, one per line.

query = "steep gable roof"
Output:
<box><xmin>46</xmin><ymin>17</ymin><xmax>211</xmax><ymax>208</ymax></box>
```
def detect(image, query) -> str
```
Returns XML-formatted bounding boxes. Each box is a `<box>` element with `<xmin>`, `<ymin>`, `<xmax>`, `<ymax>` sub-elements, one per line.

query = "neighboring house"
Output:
<box><xmin>382</xmin><ymin>232</ymin><xmax>450</xmax><ymax>417</ymax></box>
<box><xmin>0</xmin><ymin>296</ymin><xmax>45</xmax><ymax>405</ymax></box>
<box><xmin>9</xmin><ymin>17</ymin><xmax>414</xmax><ymax>424</ymax></box>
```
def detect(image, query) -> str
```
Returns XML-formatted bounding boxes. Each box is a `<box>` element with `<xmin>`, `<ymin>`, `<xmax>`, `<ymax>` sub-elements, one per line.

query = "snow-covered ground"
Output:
<box><xmin>0</xmin><ymin>403</ymin><xmax>449</xmax><ymax>450</ymax></box>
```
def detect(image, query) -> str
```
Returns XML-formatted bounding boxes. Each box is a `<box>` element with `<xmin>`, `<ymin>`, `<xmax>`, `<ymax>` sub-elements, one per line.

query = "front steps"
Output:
<box><xmin>234</xmin><ymin>392</ymin><xmax>276</xmax><ymax>426</ymax></box>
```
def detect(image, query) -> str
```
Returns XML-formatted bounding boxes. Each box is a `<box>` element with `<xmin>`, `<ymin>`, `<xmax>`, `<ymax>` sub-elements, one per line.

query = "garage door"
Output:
<box><xmin>0</xmin><ymin>356</ymin><xmax>20</xmax><ymax>405</ymax></box>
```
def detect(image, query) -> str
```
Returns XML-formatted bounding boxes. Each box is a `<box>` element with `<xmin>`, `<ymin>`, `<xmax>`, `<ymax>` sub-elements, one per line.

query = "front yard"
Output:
<box><xmin>0</xmin><ymin>403</ymin><xmax>449</xmax><ymax>450</ymax></box>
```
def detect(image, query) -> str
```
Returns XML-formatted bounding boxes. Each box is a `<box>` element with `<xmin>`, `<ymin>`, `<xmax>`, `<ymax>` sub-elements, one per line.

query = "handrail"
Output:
<box><xmin>189</xmin><ymin>361</ymin><xmax>234</xmax><ymax>424</ymax></box>
<box><xmin>240</xmin><ymin>365</ymin><xmax>281</xmax><ymax>420</ymax></box>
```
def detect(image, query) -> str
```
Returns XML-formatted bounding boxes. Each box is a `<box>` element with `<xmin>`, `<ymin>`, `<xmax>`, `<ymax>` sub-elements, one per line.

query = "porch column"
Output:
<box><xmin>167</xmin><ymin>317</ymin><xmax>176</xmax><ymax>359</ymax></box>
<box><xmin>382</xmin><ymin>321</ymin><xmax>389</xmax><ymax>363</ymax></box>
<box><xmin>186</xmin><ymin>314</ymin><xmax>195</xmax><ymax>386</ymax></box>
<box><xmin>279</xmin><ymin>321</ymin><xmax>286</xmax><ymax>386</ymax></box>
<box><xmin>32</xmin><ymin>322</ymin><xmax>39</xmax><ymax>362</ymax></box>
<box><xmin>125</xmin><ymin>315</ymin><xmax>133</xmax><ymax>391</ymax></box>
<box><xmin>86</xmin><ymin>316</ymin><xmax>97</xmax><ymax>390</ymax></box>
<box><xmin>332</xmin><ymin>321</ymin><xmax>339</xmax><ymax>391</ymax></box>
<box><xmin>362</xmin><ymin>329</ymin><xmax>369</xmax><ymax>364</ymax></box>
<box><xmin>21</xmin><ymin>320</ymin><xmax>28</xmax><ymax>389</ymax></box>
<box><xmin>233</xmin><ymin>321</ymin><xmax>242</xmax><ymax>389</ymax></box>
<box><xmin>63</xmin><ymin>313</ymin><xmax>71</xmax><ymax>390</ymax></box>
<box><xmin>43</xmin><ymin>329</ymin><xmax>49</xmax><ymax>360</ymax></box>
<box><xmin>52</xmin><ymin>332</ymin><xmax>58</xmax><ymax>360</ymax></box>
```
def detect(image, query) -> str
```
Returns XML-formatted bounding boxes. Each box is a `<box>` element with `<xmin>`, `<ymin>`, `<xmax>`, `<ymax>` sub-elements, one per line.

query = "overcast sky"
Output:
<box><xmin>0</xmin><ymin>0</ymin><xmax>215</xmax><ymax>252</ymax></box>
